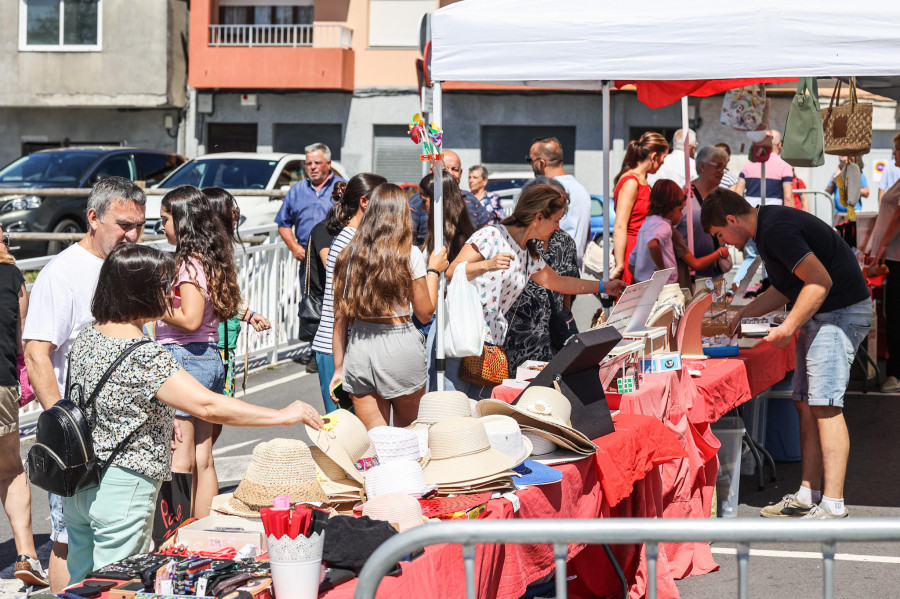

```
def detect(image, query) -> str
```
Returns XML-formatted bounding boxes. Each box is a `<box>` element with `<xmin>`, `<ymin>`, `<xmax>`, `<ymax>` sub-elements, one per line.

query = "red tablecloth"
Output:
<box><xmin>322</xmin><ymin>413</ymin><xmax>684</xmax><ymax>599</ymax></box>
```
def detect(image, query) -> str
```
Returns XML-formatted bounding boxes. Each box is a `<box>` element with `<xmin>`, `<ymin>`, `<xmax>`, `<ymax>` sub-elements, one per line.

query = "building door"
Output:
<box><xmin>208</xmin><ymin>123</ymin><xmax>258</xmax><ymax>153</ymax></box>
<box><xmin>373</xmin><ymin>125</ymin><xmax>423</xmax><ymax>184</ymax></box>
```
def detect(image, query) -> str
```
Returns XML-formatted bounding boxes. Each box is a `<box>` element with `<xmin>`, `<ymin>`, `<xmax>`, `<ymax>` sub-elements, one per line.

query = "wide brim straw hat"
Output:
<box><xmin>310</xmin><ymin>446</ymin><xmax>363</xmax><ymax>498</ymax></box>
<box><xmin>305</xmin><ymin>409</ymin><xmax>371</xmax><ymax>483</ymax></box>
<box><xmin>476</xmin><ymin>387</ymin><xmax>596</xmax><ymax>453</ymax></box>
<box><xmin>422</xmin><ymin>416</ymin><xmax>516</xmax><ymax>485</ymax></box>
<box><xmin>210</xmin><ymin>438</ymin><xmax>327</xmax><ymax>518</ymax></box>
<box><xmin>479</xmin><ymin>414</ymin><xmax>533</xmax><ymax>466</ymax></box>
<box><xmin>362</xmin><ymin>493</ymin><xmax>427</xmax><ymax>532</ymax></box>
<box><xmin>519</xmin><ymin>424</ymin><xmax>595</xmax><ymax>456</ymax></box>
<box><xmin>410</xmin><ymin>391</ymin><xmax>474</xmax><ymax>427</ymax></box>
<box><xmin>523</xmin><ymin>430</ymin><xmax>559</xmax><ymax>456</ymax></box>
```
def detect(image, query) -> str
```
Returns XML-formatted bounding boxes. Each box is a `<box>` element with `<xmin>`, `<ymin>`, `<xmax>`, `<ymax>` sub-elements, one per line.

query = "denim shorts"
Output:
<box><xmin>793</xmin><ymin>298</ymin><xmax>872</xmax><ymax>408</ymax></box>
<box><xmin>164</xmin><ymin>342</ymin><xmax>226</xmax><ymax>417</ymax></box>
<box><xmin>49</xmin><ymin>491</ymin><xmax>67</xmax><ymax>544</ymax></box>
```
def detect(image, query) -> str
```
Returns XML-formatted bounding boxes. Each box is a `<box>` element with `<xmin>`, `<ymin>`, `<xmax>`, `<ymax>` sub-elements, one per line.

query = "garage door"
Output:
<box><xmin>373</xmin><ymin>125</ymin><xmax>424</xmax><ymax>185</ymax></box>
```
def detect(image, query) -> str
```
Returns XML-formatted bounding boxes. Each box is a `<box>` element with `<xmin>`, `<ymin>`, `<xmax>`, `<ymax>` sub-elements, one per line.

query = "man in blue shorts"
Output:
<box><xmin>701</xmin><ymin>189</ymin><xmax>872</xmax><ymax>519</ymax></box>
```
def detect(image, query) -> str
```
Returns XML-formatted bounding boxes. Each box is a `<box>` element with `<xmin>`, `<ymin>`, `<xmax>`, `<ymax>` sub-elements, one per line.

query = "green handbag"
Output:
<box><xmin>781</xmin><ymin>77</ymin><xmax>825</xmax><ymax>168</ymax></box>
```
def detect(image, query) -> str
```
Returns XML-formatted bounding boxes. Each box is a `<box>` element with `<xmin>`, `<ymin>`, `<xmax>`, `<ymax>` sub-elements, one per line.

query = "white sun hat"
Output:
<box><xmin>479</xmin><ymin>414</ymin><xmax>533</xmax><ymax>466</ymax></box>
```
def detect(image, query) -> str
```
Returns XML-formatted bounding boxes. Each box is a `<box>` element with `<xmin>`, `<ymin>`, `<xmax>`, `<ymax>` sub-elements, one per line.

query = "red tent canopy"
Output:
<box><xmin>615</xmin><ymin>78</ymin><xmax>797</xmax><ymax>109</ymax></box>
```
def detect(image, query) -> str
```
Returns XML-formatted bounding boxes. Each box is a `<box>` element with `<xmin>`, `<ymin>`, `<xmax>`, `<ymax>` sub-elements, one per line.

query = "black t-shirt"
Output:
<box><xmin>0</xmin><ymin>263</ymin><xmax>24</xmax><ymax>386</ymax></box>
<box><xmin>307</xmin><ymin>221</ymin><xmax>335</xmax><ymax>299</ymax></box>
<box><xmin>755</xmin><ymin>206</ymin><xmax>869</xmax><ymax>314</ymax></box>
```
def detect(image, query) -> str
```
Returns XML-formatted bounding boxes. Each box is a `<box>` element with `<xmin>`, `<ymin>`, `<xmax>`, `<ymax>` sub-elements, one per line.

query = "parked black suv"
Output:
<box><xmin>0</xmin><ymin>147</ymin><xmax>186</xmax><ymax>256</ymax></box>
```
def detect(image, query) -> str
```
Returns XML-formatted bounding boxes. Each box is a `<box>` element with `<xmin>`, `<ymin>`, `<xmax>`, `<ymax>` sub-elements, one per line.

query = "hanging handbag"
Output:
<box><xmin>460</xmin><ymin>344</ymin><xmax>509</xmax><ymax>387</ymax></box>
<box><xmin>721</xmin><ymin>84</ymin><xmax>769</xmax><ymax>132</ymax></box>
<box><xmin>781</xmin><ymin>77</ymin><xmax>825</xmax><ymax>168</ymax></box>
<box><xmin>297</xmin><ymin>233</ymin><xmax>322</xmax><ymax>342</ymax></box>
<box><xmin>27</xmin><ymin>340</ymin><xmax>152</xmax><ymax>497</ymax></box>
<box><xmin>443</xmin><ymin>262</ymin><xmax>486</xmax><ymax>358</ymax></box>
<box><xmin>822</xmin><ymin>78</ymin><xmax>873</xmax><ymax>157</ymax></box>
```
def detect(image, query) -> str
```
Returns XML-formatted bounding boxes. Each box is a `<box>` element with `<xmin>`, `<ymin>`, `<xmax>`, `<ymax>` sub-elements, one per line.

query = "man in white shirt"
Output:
<box><xmin>648</xmin><ymin>128</ymin><xmax>697</xmax><ymax>188</ymax></box>
<box><xmin>23</xmin><ymin>177</ymin><xmax>146</xmax><ymax>591</ymax></box>
<box><xmin>528</xmin><ymin>137</ymin><xmax>591</xmax><ymax>263</ymax></box>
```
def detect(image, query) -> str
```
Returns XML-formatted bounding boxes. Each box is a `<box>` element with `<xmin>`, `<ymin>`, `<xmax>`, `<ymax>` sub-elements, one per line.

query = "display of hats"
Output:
<box><xmin>365</xmin><ymin>460</ymin><xmax>436</xmax><ymax>499</ymax></box>
<box><xmin>419</xmin><ymin>492</ymin><xmax>493</xmax><ymax>520</ymax></box>
<box><xmin>368</xmin><ymin>426</ymin><xmax>422</xmax><ymax>464</ymax></box>
<box><xmin>310</xmin><ymin>447</ymin><xmax>364</xmax><ymax>503</ymax></box>
<box><xmin>479</xmin><ymin>414</ymin><xmax>533</xmax><ymax>466</ymax></box>
<box><xmin>411</xmin><ymin>391</ymin><xmax>473</xmax><ymax>427</ymax></box>
<box><xmin>305</xmin><ymin>409</ymin><xmax>372</xmax><ymax>483</ymax></box>
<box><xmin>362</xmin><ymin>493</ymin><xmax>427</xmax><ymax>532</ymax></box>
<box><xmin>476</xmin><ymin>387</ymin><xmax>596</xmax><ymax>455</ymax></box>
<box><xmin>210</xmin><ymin>438</ymin><xmax>327</xmax><ymax>518</ymax></box>
<box><xmin>437</xmin><ymin>478</ymin><xmax>515</xmax><ymax>495</ymax></box>
<box><xmin>422</xmin><ymin>416</ymin><xmax>516</xmax><ymax>486</ymax></box>
<box><xmin>523</xmin><ymin>431</ymin><xmax>558</xmax><ymax>456</ymax></box>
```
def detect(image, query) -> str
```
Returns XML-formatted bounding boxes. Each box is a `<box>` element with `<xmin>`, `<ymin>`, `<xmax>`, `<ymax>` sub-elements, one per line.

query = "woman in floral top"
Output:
<box><xmin>445</xmin><ymin>184</ymin><xmax>626</xmax><ymax>397</ymax></box>
<box><xmin>63</xmin><ymin>244</ymin><xmax>323</xmax><ymax>584</ymax></box>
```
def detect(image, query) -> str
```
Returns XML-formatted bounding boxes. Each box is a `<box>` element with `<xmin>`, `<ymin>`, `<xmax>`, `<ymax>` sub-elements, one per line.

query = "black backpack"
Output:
<box><xmin>27</xmin><ymin>339</ymin><xmax>152</xmax><ymax>497</ymax></box>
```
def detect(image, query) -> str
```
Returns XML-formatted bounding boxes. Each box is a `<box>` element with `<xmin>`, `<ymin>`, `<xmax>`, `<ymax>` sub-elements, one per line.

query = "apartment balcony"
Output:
<box><xmin>189</xmin><ymin>24</ymin><xmax>354</xmax><ymax>91</ymax></box>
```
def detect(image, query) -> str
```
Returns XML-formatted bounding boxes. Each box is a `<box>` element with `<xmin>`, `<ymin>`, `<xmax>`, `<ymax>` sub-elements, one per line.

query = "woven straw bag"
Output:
<box><xmin>460</xmin><ymin>344</ymin><xmax>508</xmax><ymax>386</ymax></box>
<box><xmin>822</xmin><ymin>78</ymin><xmax>872</xmax><ymax>157</ymax></box>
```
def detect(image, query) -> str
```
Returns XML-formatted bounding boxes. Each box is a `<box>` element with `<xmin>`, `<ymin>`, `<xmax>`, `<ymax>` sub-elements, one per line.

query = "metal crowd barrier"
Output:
<box><xmin>353</xmin><ymin>517</ymin><xmax>900</xmax><ymax>599</ymax></box>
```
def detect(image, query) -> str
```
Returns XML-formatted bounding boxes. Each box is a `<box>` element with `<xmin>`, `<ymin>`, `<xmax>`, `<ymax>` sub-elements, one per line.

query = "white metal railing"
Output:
<box><xmin>17</xmin><ymin>224</ymin><xmax>305</xmax><ymax>427</ymax></box>
<box><xmin>208</xmin><ymin>24</ymin><xmax>352</xmax><ymax>48</ymax></box>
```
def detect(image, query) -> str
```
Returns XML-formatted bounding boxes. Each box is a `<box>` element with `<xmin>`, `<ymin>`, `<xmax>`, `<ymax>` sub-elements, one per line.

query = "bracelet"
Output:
<box><xmin>598</xmin><ymin>280</ymin><xmax>606</xmax><ymax>294</ymax></box>
<box><xmin>246</xmin><ymin>311</ymin><xmax>256</xmax><ymax>323</ymax></box>
<box><xmin>427</xmin><ymin>268</ymin><xmax>441</xmax><ymax>277</ymax></box>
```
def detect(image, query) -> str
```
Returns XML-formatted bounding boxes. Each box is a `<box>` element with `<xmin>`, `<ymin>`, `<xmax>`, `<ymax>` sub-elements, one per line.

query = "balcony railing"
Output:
<box><xmin>209</xmin><ymin>24</ymin><xmax>353</xmax><ymax>48</ymax></box>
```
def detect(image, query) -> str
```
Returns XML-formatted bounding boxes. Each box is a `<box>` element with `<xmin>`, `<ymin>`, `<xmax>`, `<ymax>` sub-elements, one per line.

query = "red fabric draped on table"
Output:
<box><xmin>321</xmin><ymin>414</ymin><xmax>684</xmax><ymax>599</ymax></box>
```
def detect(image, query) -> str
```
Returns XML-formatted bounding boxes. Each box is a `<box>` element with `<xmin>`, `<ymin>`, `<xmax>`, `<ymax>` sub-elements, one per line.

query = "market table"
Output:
<box><xmin>321</xmin><ymin>413</ymin><xmax>685</xmax><ymax>599</ymax></box>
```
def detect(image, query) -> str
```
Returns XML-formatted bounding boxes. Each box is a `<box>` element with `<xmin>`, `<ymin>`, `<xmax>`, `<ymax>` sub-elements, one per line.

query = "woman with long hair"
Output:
<box><xmin>64</xmin><ymin>244</ymin><xmax>320</xmax><ymax>583</ymax></box>
<box><xmin>445</xmin><ymin>184</ymin><xmax>626</xmax><ymax>397</ymax></box>
<box><xmin>311</xmin><ymin>173</ymin><xmax>387</xmax><ymax>410</ymax></box>
<box><xmin>202</xmin><ymin>187</ymin><xmax>270</xmax><ymax>400</ymax></box>
<box><xmin>157</xmin><ymin>185</ymin><xmax>242</xmax><ymax>519</ymax></box>
<box><xmin>421</xmin><ymin>173</ymin><xmax>476</xmax><ymax>261</ymax></box>
<box><xmin>330</xmin><ymin>183</ymin><xmax>449</xmax><ymax>429</ymax></box>
<box><xmin>611</xmin><ymin>132</ymin><xmax>669</xmax><ymax>284</ymax></box>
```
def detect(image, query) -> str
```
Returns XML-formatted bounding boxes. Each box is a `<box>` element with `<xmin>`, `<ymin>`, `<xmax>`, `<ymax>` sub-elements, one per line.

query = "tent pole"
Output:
<box><xmin>760</xmin><ymin>162</ymin><xmax>766</xmax><ymax>207</ymax></box>
<box><xmin>682</xmin><ymin>97</ymin><xmax>694</xmax><ymax>255</ymax></box>
<box><xmin>602</xmin><ymin>81</ymin><xmax>611</xmax><ymax>280</ymax></box>
<box><xmin>433</xmin><ymin>80</ymin><xmax>447</xmax><ymax>391</ymax></box>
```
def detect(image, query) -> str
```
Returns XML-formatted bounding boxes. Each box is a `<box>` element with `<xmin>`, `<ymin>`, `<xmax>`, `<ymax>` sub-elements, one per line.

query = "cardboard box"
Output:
<box><xmin>175</xmin><ymin>514</ymin><xmax>266</xmax><ymax>553</ymax></box>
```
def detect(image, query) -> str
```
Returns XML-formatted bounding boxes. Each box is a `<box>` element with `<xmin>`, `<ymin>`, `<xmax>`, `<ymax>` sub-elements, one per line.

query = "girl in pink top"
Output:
<box><xmin>157</xmin><ymin>185</ymin><xmax>242</xmax><ymax>519</ymax></box>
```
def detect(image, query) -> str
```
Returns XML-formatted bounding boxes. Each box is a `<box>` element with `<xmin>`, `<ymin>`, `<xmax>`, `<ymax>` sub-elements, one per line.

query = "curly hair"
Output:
<box><xmin>161</xmin><ymin>185</ymin><xmax>242</xmax><ymax>320</ymax></box>
<box><xmin>203</xmin><ymin>187</ymin><xmax>242</xmax><ymax>247</ymax></box>
<box><xmin>332</xmin><ymin>183</ymin><xmax>414</xmax><ymax>319</ymax></box>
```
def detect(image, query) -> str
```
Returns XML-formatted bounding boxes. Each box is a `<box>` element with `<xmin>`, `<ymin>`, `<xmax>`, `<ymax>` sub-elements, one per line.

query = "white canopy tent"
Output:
<box><xmin>428</xmin><ymin>0</ymin><xmax>900</xmax><ymax>389</ymax></box>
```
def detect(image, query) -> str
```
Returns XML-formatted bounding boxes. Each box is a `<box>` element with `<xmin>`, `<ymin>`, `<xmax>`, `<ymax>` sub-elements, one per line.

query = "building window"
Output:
<box><xmin>481</xmin><ymin>125</ymin><xmax>576</xmax><ymax>168</ymax></box>
<box><xmin>273</xmin><ymin>124</ymin><xmax>343</xmax><ymax>161</ymax></box>
<box><xmin>19</xmin><ymin>0</ymin><xmax>102</xmax><ymax>51</ymax></box>
<box><xmin>218</xmin><ymin>3</ymin><xmax>314</xmax><ymax>26</ymax></box>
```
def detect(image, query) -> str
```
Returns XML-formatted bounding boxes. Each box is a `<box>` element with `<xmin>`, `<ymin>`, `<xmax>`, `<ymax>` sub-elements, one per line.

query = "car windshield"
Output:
<box><xmin>0</xmin><ymin>151</ymin><xmax>104</xmax><ymax>185</ymax></box>
<box><xmin>160</xmin><ymin>158</ymin><xmax>279</xmax><ymax>189</ymax></box>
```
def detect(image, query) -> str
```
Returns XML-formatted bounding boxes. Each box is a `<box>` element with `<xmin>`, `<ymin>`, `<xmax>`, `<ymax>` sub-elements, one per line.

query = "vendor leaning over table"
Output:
<box><xmin>701</xmin><ymin>189</ymin><xmax>872</xmax><ymax>519</ymax></box>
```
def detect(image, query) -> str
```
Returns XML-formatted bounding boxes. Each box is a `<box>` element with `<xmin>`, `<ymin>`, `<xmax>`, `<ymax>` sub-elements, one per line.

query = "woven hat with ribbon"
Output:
<box><xmin>422</xmin><ymin>416</ymin><xmax>516</xmax><ymax>485</ymax></box>
<box><xmin>823</xmin><ymin>78</ymin><xmax>872</xmax><ymax>157</ymax></box>
<box><xmin>305</xmin><ymin>409</ymin><xmax>372</xmax><ymax>483</ymax></box>
<box><xmin>368</xmin><ymin>426</ymin><xmax>424</xmax><ymax>464</ymax></box>
<box><xmin>210</xmin><ymin>438</ymin><xmax>327</xmax><ymax>518</ymax></box>
<box><xmin>411</xmin><ymin>391</ymin><xmax>474</xmax><ymax>426</ymax></box>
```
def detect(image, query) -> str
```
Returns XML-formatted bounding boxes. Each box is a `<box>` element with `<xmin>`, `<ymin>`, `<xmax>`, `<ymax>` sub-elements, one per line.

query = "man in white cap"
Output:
<box><xmin>648</xmin><ymin>128</ymin><xmax>697</xmax><ymax>188</ymax></box>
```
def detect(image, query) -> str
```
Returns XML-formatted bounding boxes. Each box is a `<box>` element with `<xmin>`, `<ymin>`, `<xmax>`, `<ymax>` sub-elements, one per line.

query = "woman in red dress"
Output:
<box><xmin>610</xmin><ymin>132</ymin><xmax>669</xmax><ymax>284</ymax></box>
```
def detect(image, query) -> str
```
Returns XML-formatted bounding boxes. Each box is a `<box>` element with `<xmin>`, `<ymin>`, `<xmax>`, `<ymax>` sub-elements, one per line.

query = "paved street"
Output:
<box><xmin>2</xmin><ymin>292</ymin><xmax>899</xmax><ymax>597</ymax></box>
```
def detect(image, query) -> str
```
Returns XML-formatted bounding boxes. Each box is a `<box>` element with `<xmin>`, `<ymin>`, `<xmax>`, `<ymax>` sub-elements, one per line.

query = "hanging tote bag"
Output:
<box><xmin>297</xmin><ymin>233</ymin><xmax>323</xmax><ymax>342</ymax></box>
<box><xmin>720</xmin><ymin>85</ymin><xmax>769</xmax><ymax>131</ymax></box>
<box><xmin>443</xmin><ymin>262</ymin><xmax>486</xmax><ymax>358</ymax></box>
<box><xmin>781</xmin><ymin>77</ymin><xmax>825</xmax><ymax>168</ymax></box>
<box><xmin>822</xmin><ymin>78</ymin><xmax>873</xmax><ymax>157</ymax></box>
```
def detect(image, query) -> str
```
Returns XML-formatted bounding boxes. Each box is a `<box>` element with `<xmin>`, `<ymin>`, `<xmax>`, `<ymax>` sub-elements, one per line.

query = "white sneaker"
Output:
<box><xmin>14</xmin><ymin>555</ymin><xmax>48</xmax><ymax>587</ymax></box>
<box><xmin>881</xmin><ymin>376</ymin><xmax>900</xmax><ymax>393</ymax></box>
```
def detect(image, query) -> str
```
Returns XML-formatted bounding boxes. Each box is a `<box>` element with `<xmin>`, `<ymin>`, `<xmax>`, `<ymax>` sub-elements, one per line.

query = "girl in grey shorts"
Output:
<box><xmin>330</xmin><ymin>183</ymin><xmax>448</xmax><ymax>429</ymax></box>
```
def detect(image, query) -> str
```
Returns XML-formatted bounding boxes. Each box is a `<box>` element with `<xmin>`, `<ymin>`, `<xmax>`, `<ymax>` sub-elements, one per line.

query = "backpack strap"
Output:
<box><xmin>82</xmin><ymin>338</ymin><xmax>153</xmax><ymax>416</ymax></box>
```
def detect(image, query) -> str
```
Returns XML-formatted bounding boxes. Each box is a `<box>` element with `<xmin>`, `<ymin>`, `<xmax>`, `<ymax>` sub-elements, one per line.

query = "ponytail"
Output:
<box><xmin>324</xmin><ymin>174</ymin><xmax>387</xmax><ymax>236</ymax></box>
<box><xmin>614</xmin><ymin>132</ymin><xmax>668</xmax><ymax>185</ymax></box>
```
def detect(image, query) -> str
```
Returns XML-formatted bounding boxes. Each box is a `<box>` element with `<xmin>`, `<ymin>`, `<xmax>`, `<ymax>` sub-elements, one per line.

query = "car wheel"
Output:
<box><xmin>47</xmin><ymin>217</ymin><xmax>85</xmax><ymax>255</ymax></box>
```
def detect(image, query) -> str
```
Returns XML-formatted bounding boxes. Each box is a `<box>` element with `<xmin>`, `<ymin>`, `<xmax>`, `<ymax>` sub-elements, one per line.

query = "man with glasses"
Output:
<box><xmin>527</xmin><ymin>137</ymin><xmax>591</xmax><ymax>264</ymax></box>
<box><xmin>23</xmin><ymin>177</ymin><xmax>147</xmax><ymax>591</ymax></box>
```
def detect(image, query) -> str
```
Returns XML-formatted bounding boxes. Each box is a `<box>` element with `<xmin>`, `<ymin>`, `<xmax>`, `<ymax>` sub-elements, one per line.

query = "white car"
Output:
<box><xmin>483</xmin><ymin>171</ymin><xmax>533</xmax><ymax>216</ymax></box>
<box><xmin>146</xmin><ymin>152</ymin><xmax>347</xmax><ymax>232</ymax></box>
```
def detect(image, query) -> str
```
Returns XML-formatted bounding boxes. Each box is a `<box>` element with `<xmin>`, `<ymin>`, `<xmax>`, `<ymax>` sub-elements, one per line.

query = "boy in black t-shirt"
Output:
<box><xmin>701</xmin><ymin>189</ymin><xmax>872</xmax><ymax>519</ymax></box>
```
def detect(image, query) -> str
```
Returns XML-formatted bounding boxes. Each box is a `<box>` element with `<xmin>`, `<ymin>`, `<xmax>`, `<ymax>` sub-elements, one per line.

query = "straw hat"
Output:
<box><xmin>310</xmin><ymin>447</ymin><xmax>363</xmax><ymax>498</ymax></box>
<box><xmin>524</xmin><ymin>431</ymin><xmax>558</xmax><ymax>456</ymax></box>
<box><xmin>422</xmin><ymin>416</ymin><xmax>516</xmax><ymax>485</ymax></box>
<box><xmin>211</xmin><ymin>438</ymin><xmax>327</xmax><ymax>518</ymax></box>
<box><xmin>479</xmin><ymin>415</ymin><xmax>533</xmax><ymax>466</ymax></box>
<box><xmin>476</xmin><ymin>387</ymin><xmax>596</xmax><ymax>454</ymax></box>
<box><xmin>368</xmin><ymin>426</ymin><xmax>422</xmax><ymax>464</ymax></box>
<box><xmin>362</xmin><ymin>494</ymin><xmax>426</xmax><ymax>532</ymax></box>
<box><xmin>305</xmin><ymin>409</ymin><xmax>371</xmax><ymax>483</ymax></box>
<box><xmin>365</xmin><ymin>460</ymin><xmax>436</xmax><ymax>499</ymax></box>
<box><xmin>411</xmin><ymin>391</ymin><xmax>473</xmax><ymax>426</ymax></box>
